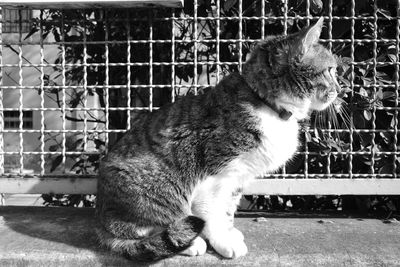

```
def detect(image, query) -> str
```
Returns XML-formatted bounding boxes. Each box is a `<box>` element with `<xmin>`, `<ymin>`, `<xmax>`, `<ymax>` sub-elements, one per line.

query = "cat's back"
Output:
<box><xmin>101</xmin><ymin>84</ymin><xmax>234</xmax><ymax>162</ymax></box>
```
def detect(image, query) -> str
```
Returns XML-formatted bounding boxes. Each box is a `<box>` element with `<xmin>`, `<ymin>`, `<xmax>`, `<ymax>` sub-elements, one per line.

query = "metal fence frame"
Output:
<box><xmin>0</xmin><ymin>0</ymin><xmax>399</xmax><ymax>197</ymax></box>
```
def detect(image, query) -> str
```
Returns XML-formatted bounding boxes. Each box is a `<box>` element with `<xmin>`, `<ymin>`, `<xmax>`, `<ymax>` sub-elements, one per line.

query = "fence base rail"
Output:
<box><xmin>1</xmin><ymin>177</ymin><xmax>399</xmax><ymax>195</ymax></box>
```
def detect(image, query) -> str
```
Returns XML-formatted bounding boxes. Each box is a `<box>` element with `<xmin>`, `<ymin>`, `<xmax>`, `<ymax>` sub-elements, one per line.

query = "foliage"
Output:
<box><xmin>26</xmin><ymin>0</ymin><xmax>399</xmax><ymax>215</ymax></box>
<box><xmin>42</xmin><ymin>194</ymin><xmax>96</xmax><ymax>207</ymax></box>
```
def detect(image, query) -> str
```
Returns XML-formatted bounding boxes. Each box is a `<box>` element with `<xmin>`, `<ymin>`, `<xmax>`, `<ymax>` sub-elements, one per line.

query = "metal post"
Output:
<box><xmin>0</xmin><ymin>6</ymin><xmax>5</xmax><ymax>205</ymax></box>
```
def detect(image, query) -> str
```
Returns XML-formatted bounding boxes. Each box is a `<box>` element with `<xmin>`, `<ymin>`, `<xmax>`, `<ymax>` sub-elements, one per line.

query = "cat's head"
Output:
<box><xmin>243</xmin><ymin>17</ymin><xmax>341</xmax><ymax>119</ymax></box>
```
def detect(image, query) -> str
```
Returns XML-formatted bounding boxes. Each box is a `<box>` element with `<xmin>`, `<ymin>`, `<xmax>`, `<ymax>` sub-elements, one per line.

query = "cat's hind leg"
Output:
<box><xmin>190</xmin><ymin>175</ymin><xmax>248</xmax><ymax>259</ymax></box>
<box><xmin>97</xmin><ymin>207</ymin><xmax>158</xmax><ymax>240</ymax></box>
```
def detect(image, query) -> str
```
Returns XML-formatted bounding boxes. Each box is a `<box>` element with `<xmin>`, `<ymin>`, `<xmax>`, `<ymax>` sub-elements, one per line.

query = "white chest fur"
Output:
<box><xmin>189</xmin><ymin>106</ymin><xmax>300</xmax><ymax>217</ymax></box>
<box><xmin>223</xmin><ymin>106</ymin><xmax>299</xmax><ymax>180</ymax></box>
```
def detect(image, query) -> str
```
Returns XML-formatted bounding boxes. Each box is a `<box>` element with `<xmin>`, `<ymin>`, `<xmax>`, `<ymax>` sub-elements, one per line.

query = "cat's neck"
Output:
<box><xmin>240</xmin><ymin>67</ymin><xmax>311</xmax><ymax>121</ymax></box>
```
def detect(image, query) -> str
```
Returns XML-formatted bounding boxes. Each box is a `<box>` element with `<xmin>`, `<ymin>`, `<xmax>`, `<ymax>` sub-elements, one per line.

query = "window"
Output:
<box><xmin>4</xmin><ymin>110</ymin><xmax>33</xmax><ymax>129</ymax></box>
<box><xmin>2</xmin><ymin>9</ymin><xmax>32</xmax><ymax>33</ymax></box>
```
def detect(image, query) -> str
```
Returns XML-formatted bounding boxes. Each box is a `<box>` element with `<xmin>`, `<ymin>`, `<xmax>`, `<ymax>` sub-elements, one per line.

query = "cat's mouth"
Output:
<box><xmin>310</xmin><ymin>89</ymin><xmax>338</xmax><ymax>111</ymax></box>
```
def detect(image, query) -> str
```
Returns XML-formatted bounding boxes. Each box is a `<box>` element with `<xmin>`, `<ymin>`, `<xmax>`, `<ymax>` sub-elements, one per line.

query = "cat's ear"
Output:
<box><xmin>294</xmin><ymin>17</ymin><xmax>324</xmax><ymax>59</ymax></box>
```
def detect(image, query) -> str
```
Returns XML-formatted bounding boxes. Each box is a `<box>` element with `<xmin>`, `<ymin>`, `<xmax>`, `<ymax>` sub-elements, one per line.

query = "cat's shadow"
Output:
<box><xmin>0</xmin><ymin>206</ymin><xmax>224</xmax><ymax>266</ymax></box>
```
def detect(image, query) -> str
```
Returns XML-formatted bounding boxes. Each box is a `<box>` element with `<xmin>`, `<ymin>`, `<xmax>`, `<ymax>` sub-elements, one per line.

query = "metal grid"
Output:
<box><xmin>0</xmin><ymin>0</ymin><xmax>399</xmax><ymax>195</ymax></box>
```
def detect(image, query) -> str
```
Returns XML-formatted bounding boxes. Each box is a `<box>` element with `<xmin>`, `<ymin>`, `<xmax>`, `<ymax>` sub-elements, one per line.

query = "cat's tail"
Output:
<box><xmin>96</xmin><ymin>215</ymin><xmax>205</xmax><ymax>262</ymax></box>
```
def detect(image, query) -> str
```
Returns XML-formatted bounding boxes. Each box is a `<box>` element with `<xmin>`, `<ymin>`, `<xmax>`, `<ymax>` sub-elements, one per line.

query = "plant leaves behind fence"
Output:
<box><xmin>224</xmin><ymin>0</ymin><xmax>237</xmax><ymax>11</ymax></box>
<box><xmin>94</xmin><ymin>139</ymin><xmax>106</xmax><ymax>150</ymax></box>
<box><xmin>24</xmin><ymin>1</ymin><xmax>400</xmax><ymax>214</ymax></box>
<box><xmin>310</xmin><ymin>0</ymin><xmax>323</xmax><ymax>14</ymax></box>
<box><xmin>49</xmin><ymin>145</ymin><xmax>59</xmax><ymax>152</ymax></box>
<box><xmin>24</xmin><ymin>27</ymin><xmax>38</xmax><ymax>40</ymax></box>
<box><xmin>50</xmin><ymin>155</ymin><xmax>63</xmax><ymax>172</ymax></box>
<box><xmin>42</xmin><ymin>193</ymin><xmax>96</xmax><ymax>207</ymax></box>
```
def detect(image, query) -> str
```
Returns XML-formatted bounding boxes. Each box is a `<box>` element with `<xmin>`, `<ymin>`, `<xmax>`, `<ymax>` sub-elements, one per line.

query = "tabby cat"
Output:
<box><xmin>96</xmin><ymin>17</ymin><xmax>341</xmax><ymax>261</ymax></box>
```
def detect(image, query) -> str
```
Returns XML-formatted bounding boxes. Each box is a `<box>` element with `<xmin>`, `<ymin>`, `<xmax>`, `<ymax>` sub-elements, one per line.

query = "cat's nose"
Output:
<box><xmin>328</xmin><ymin>90</ymin><xmax>337</xmax><ymax>99</ymax></box>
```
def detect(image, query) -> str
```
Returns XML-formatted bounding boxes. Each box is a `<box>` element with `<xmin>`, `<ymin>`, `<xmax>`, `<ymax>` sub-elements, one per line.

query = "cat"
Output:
<box><xmin>95</xmin><ymin>17</ymin><xmax>341</xmax><ymax>262</ymax></box>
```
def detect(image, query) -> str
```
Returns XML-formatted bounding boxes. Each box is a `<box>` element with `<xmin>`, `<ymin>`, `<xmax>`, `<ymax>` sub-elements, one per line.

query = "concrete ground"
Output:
<box><xmin>1</xmin><ymin>194</ymin><xmax>44</xmax><ymax>206</ymax></box>
<box><xmin>0</xmin><ymin>206</ymin><xmax>399</xmax><ymax>267</ymax></box>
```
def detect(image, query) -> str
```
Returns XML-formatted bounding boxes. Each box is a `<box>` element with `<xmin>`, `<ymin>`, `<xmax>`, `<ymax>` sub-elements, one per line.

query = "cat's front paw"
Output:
<box><xmin>180</xmin><ymin>236</ymin><xmax>207</xmax><ymax>256</ymax></box>
<box><xmin>209</xmin><ymin>228</ymin><xmax>248</xmax><ymax>259</ymax></box>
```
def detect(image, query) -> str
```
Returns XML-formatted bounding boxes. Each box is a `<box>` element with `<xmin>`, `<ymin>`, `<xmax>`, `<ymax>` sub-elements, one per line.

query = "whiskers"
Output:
<box><xmin>313</xmin><ymin>97</ymin><xmax>353</xmax><ymax>145</ymax></box>
<box><xmin>333</xmin><ymin>97</ymin><xmax>353</xmax><ymax>130</ymax></box>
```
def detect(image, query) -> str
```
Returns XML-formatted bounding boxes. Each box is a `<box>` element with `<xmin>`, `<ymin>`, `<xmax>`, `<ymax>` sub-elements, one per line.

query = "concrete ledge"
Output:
<box><xmin>0</xmin><ymin>207</ymin><xmax>399</xmax><ymax>266</ymax></box>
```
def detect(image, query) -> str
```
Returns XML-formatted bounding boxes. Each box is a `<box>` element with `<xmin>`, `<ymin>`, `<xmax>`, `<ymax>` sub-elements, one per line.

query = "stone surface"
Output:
<box><xmin>2</xmin><ymin>194</ymin><xmax>44</xmax><ymax>206</ymax></box>
<box><xmin>0</xmin><ymin>206</ymin><xmax>400</xmax><ymax>266</ymax></box>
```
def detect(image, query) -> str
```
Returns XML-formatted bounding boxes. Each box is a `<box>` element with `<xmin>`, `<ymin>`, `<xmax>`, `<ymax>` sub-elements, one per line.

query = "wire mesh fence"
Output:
<box><xmin>0</xmin><ymin>0</ymin><xmax>399</xmax><ymax>195</ymax></box>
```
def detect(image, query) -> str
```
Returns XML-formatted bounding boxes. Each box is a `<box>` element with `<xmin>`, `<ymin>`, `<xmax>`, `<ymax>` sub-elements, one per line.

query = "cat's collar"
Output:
<box><xmin>236</xmin><ymin>74</ymin><xmax>293</xmax><ymax>120</ymax></box>
<box><xmin>265</xmin><ymin>103</ymin><xmax>293</xmax><ymax>120</ymax></box>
